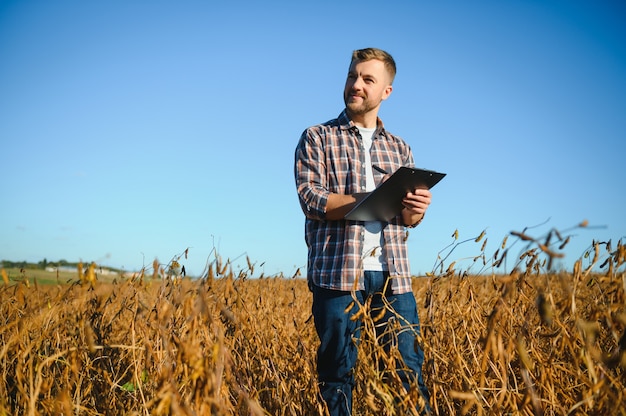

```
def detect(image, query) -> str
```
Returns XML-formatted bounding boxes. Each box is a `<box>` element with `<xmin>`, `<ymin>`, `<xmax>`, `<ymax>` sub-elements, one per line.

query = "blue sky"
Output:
<box><xmin>1</xmin><ymin>0</ymin><xmax>625</xmax><ymax>277</ymax></box>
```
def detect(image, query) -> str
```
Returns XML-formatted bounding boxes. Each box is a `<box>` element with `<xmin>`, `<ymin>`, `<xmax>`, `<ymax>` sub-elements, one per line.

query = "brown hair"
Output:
<box><xmin>351</xmin><ymin>48</ymin><xmax>397</xmax><ymax>83</ymax></box>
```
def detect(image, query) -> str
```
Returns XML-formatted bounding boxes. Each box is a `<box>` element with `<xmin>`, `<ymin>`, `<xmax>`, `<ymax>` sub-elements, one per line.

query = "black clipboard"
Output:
<box><xmin>344</xmin><ymin>166</ymin><xmax>446</xmax><ymax>222</ymax></box>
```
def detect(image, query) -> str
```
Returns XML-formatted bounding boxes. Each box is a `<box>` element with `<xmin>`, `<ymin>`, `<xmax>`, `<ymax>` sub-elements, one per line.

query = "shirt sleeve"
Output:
<box><xmin>294</xmin><ymin>127</ymin><xmax>329</xmax><ymax>220</ymax></box>
<box><xmin>405</xmin><ymin>147</ymin><xmax>415</xmax><ymax>168</ymax></box>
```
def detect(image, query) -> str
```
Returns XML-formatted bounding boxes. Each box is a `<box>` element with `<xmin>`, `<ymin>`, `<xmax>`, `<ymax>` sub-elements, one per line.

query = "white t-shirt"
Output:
<box><xmin>358</xmin><ymin>127</ymin><xmax>386</xmax><ymax>271</ymax></box>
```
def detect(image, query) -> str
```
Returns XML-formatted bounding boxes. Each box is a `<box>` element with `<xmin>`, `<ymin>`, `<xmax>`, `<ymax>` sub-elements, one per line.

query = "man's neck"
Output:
<box><xmin>347</xmin><ymin>110</ymin><xmax>378</xmax><ymax>129</ymax></box>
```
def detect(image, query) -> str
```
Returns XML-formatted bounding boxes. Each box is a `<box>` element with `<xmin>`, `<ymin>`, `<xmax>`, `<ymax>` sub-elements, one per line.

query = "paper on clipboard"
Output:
<box><xmin>344</xmin><ymin>166</ymin><xmax>446</xmax><ymax>222</ymax></box>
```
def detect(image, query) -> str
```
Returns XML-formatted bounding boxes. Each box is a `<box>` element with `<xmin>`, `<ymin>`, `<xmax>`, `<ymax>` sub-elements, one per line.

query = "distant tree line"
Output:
<box><xmin>2</xmin><ymin>259</ymin><xmax>95</xmax><ymax>270</ymax></box>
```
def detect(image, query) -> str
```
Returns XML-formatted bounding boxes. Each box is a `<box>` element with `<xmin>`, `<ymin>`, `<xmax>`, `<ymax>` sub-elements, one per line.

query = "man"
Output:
<box><xmin>294</xmin><ymin>48</ymin><xmax>432</xmax><ymax>415</ymax></box>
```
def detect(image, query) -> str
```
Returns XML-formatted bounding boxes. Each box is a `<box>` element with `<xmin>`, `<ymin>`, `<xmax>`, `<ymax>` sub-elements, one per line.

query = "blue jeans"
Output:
<box><xmin>312</xmin><ymin>271</ymin><xmax>430</xmax><ymax>415</ymax></box>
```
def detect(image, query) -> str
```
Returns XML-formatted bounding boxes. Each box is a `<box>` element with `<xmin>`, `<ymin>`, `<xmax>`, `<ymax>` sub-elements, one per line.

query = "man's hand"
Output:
<box><xmin>401</xmin><ymin>187</ymin><xmax>431</xmax><ymax>227</ymax></box>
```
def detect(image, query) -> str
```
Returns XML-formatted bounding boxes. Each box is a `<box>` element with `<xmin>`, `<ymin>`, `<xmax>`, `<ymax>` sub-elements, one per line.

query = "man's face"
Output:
<box><xmin>343</xmin><ymin>59</ymin><xmax>393</xmax><ymax>117</ymax></box>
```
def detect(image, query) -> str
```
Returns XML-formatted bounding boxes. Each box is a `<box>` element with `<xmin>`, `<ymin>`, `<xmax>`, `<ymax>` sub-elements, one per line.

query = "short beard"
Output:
<box><xmin>344</xmin><ymin>95</ymin><xmax>376</xmax><ymax>116</ymax></box>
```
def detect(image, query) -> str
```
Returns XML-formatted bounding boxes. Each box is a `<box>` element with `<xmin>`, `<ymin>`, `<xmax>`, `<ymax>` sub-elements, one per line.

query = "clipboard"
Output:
<box><xmin>344</xmin><ymin>166</ymin><xmax>446</xmax><ymax>222</ymax></box>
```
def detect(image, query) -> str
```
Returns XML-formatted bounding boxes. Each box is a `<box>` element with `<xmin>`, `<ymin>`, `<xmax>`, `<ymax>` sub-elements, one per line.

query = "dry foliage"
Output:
<box><xmin>1</xmin><ymin>230</ymin><xmax>625</xmax><ymax>415</ymax></box>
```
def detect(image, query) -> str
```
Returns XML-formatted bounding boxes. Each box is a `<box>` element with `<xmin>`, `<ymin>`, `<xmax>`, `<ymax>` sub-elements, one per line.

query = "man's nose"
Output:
<box><xmin>350</xmin><ymin>76</ymin><xmax>364</xmax><ymax>91</ymax></box>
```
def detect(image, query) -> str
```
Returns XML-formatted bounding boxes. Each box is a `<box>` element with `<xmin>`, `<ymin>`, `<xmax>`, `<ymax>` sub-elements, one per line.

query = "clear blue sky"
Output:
<box><xmin>1</xmin><ymin>0</ymin><xmax>625</xmax><ymax>277</ymax></box>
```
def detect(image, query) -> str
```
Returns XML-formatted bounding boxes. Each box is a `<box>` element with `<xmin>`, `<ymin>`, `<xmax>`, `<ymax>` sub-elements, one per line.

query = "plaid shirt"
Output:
<box><xmin>294</xmin><ymin>110</ymin><xmax>416</xmax><ymax>294</ymax></box>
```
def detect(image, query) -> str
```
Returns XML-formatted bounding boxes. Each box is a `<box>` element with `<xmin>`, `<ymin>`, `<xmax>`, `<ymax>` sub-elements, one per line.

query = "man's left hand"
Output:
<box><xmin>402</xmin><ymin>188</ymin><xmax>431</xmax><ymax>216</ymax></box>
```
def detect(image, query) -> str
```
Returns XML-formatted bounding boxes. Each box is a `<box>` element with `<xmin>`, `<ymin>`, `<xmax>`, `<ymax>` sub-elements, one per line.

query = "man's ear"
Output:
<box><xmin>382</xmin><ymin>84</ymin><xmax>393</xmax><ymax>101</ymax></box>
